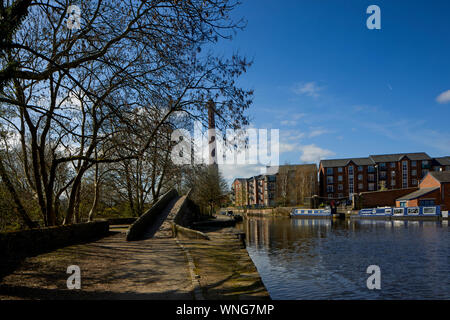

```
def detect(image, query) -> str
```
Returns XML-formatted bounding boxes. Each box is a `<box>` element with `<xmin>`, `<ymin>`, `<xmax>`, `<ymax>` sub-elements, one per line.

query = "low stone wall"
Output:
<box><xmin>105</xmin><ymin>217</ymin><xmax>137</xmax><ymax>225</ymax></box>
<box><xmin>168</xmin><ymin>189</ymin><xmax>210</xmax><ymax>240</ymax></box>
<box><xmin>126</xmin><ymin>189</ymin><xmax>178</xmax><ymax>241</ymax></box>
<box><xmin>172</xmin><ymin>224</ymin><xmax>210</xmax><ymax>240</ymax></box>
<box><xmin>232</xmin><ymin>206</ymin><xmax>293</xmax><ymax>217</ymax></box>
<box><xmin>0</xmin><ymin>221</ymin><xmax>109</xmax><ymax>259</ymax></box>
<box><xmin>192</xmin><ymin>218</ymin><xmax>237</xmax><ymax>229</ymax></box>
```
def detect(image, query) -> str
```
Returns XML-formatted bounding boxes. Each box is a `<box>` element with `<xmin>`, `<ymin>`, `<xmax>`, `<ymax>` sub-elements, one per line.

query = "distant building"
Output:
<box><xmin>396</xmin><ymin>171</ymin><xmax>450</xmax><ymax>211</ymax></box>
<box><xmin>232</xmin><ymin>178</ymin><xmax>249</xmax><ymax>207</ymax></box>
<box><xmin>319</xmin><ymin>153</ymin><xmax>450</xmax><ymax>201</ymax></box>
<box><xmin>232</xmin><ymin>164</ymin><xmax>318</xmax><ymax>207</ymax></box>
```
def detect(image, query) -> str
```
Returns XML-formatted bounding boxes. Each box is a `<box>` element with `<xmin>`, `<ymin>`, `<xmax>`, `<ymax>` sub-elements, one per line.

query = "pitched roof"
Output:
<box><xmin>434</xmin><ymin>156</ymin><xmax>450</xmax><ymax>166</ymax></box>
<box><xmin>397</xmin><ymin>187</ymin><xmax>440</xmax><ymax>200</ymax></box>
<box><xmin>428</xmin><ymin>171</ymin><xmax>450</xmax><ymax>183</ymax></box>
<box><xmin>320</xmin><ymin>157</ymin><xmax>373</xmax><ymax>168</ymax></box>
<box><xmin>369</xmin><ymin>152</ymin><xmax>431</xmax><ymax>163</ymax></box>
<box><xmin>266</xmin><ymin>164</ymin><xmax>317</xmax><ymax>174</ymax></box>
<box><xmin>320</xmin><ymin>153</ymin><xmax>433</xmax><ymax>168</ymax></box>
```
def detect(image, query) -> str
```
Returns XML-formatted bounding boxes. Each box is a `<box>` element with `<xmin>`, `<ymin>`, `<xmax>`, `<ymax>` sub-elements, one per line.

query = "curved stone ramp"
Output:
<box><xmin>141</xmin><ymin>195</ymin><xmax>182</xmax><ymax>239</ymax></box>
<box><xmin>126</xmin><ymin>189</ymin><xmax>179</xmax><ymax>241</ymax></box>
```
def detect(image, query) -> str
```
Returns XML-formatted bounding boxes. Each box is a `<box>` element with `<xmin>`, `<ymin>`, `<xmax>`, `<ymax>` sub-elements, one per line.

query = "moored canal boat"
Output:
<box><xmin>355</xmin><ymin>206</ymin><xmax>442</xmax><ymax>220</ymax></box>
<box><xmin>290</xmin><ymin>208</ymin><xmax>340</xmax><ymax>219</ymax></box>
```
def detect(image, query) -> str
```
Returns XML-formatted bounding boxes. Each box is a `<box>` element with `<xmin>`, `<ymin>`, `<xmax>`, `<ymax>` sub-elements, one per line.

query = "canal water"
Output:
<box><xmin>237</xmin><ymin>216</ymin><xmax>450</xmax><ymax>300</ymax></box>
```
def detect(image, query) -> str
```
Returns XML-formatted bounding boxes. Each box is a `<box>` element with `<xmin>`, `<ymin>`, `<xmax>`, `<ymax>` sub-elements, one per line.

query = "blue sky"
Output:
<box><xmin>215</xmin><ymin>0</ymin><xmax>450</xmax><ymax>181</ymax></box>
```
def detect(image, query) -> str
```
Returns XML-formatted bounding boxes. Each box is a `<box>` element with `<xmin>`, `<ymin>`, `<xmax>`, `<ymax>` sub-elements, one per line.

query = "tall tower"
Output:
<box><xmin>207</xmin><ymin>100</ymin><xmax>218</xmax><ymax>168</ymax></box>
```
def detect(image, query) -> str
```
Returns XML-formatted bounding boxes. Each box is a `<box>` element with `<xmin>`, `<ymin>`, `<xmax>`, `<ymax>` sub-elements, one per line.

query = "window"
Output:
<box><xmin>338</xmin><ymin>175</ymin><xmax>343</xmax><ymax>182</ymax></box>
<box><xmin>338</xmin><ymin>193</ymin><xmax>344</xmax><ymax>198</ymax></box>
<box><xmin>338</xmin><ymin>184</ymin><xmax>343</xmax><ymax>191</ymax></box>
<box><xmin>411</xmin><ymin>160</ymin><xmax>417</xmax><ymax>167</ymax></box>
<box><xmin>327</xmin><ymin>176</ymin><xmax>334</xmax><ymax>184</ymax></box>
<box><xmin>420</xmin><ymin>200</ymin><xmax>435</xmax><ymax>206</ymax></box>
<box><xmin>433</xmin><ymin>167</ymin><xmax>440</xmax><ymax>172</ymax></box>
<box><xmin>358</xmin><ymin>166</ymin><xmax>363</xmax><ymax>172</ymax></box>
<box><xmin>412</xmin><ymin>179</ymin><xmax>418</xmax><ymax>185</ymax></box>
<box><xmin>348</xmin><ymin>166</ymin><xmax>354</xmax><ymax>195</ymax></box>
<box><xmin>368</xmin><ymin>183</ymin><xmax>375</xmax><ymax>191</ymax></box>
<box><xmin>411</xmin><ymin>169</ymin><xmax>417</xmax><ymax>176</ymax></box>
<box><xmin>327</xmin><ymin>168</ymin><xmax>333</xmax><ymax>175</ymax></box>
<box><xmin>358</xmin><ymin>174</ymin><xmax>363</xmax><ymax>181</ymax></box>
<box><xmin>399</xmin><ymin>201</ymin><xmax>407</xmax><ymax>208</ymax></box>
<box><xmin>358</xmin><ymin>183</ymin><xmax>363</xmax><ymax>190</ymax></box>
<box><xmin>328</xmin><ymin>194</ymin><xmax>333</xmax><ymax>199</ymax></box>
<box><xmin>402</xmin><ymin>160</ymin><xmax>408</xmax><ymax>188</ymax></box>
<box><xmin>380</xmin><ymin>171</ymin><xmax>387</xmax><ymax>179</ymax></box>
<box><xmin>327</xmin><ymin>185</ymin><xmax>334</xmax><ymax>193</ymax></box>
<box><xmin>391</xmin><ymin>179</ymin><xmax>396</xmax><ymax>186</ymax></box>
<box><xmin>368</xmin><ymin>166</ymin><xmax>375</xmax><ymax>173</ymax></box>
<box><xmin>390</xmin><ymin>162</ymin><xmax>396</xmax><ymax>168</ymax></box>
<box><xmin>422</xmin><ymin>169</ymin><xmax>429</xmax><ymax>178</ymax></box>
<box><xmin>422</xmin><ymin>160</ymin><xmax>430</xmax><ymax>169</ymax></box>
<box><xmin>368</xmin><ymin>174</ymin><xmax>375</xmax><ymax>182</ymax></box>
<box><xmin>379</xmin><ymin>162</ymin><xmax>386</xmax><ymax>170</ymax></box>
<box><xmin>338</xmin><ymin>167</ymin><xmax>343</xmax><ymax>173</ymax></box>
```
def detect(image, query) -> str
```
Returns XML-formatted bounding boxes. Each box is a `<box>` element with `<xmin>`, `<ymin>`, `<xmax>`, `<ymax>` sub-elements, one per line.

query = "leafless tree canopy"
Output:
<box><xmin>0</xmin><ymin>0</ymin><xmax>252</xmax><ymax>229</ymax></box>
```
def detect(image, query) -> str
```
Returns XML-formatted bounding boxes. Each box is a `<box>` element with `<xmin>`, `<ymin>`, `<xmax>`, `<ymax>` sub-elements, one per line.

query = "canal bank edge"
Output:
<box><xmin>178</xmin><ymin>226</ymin><xmax>271</xmax><ymax>300</ymax></box>
<box><xmin>228</xmin><ymin>207</ymin><xmax>449</xmax><ymax>221</ymax></box>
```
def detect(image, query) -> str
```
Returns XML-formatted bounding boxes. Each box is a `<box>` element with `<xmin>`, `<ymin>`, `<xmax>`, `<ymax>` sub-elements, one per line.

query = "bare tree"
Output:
<box><xmin>0</xmin><ymin>0</ymin><xmax>252</xmax><ymax>227</ymax></box>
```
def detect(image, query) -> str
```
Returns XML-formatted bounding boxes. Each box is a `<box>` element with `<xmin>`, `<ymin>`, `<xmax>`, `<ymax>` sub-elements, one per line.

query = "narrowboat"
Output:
<box><xmin>356</xmin><ymin>206</ymin><xmax>441</xmax><ymax>219</ymax></box>
<box><xmin>290</xmin><ymin>208</ymin><xmax>340</xmax><ymax>219</ymax></box>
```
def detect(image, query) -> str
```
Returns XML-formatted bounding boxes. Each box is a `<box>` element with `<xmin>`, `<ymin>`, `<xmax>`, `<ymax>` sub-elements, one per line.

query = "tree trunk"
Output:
<box><xmin>88</xmin><ymin>162</ymin><xmax>100</xmax><ymax>222</ymax></box>
<box><xmin>0</xmin><ymin>155</ymin><xmax>36</xmax><ymax>228</ymax></box>
<box><xmin>124</xmin><ymin>161</ymin><xmax>136</xmax><ymax>217</ymax></box>
<box><xmin>63</xmin><ymin>167</ymin><xmax>86</xmax><ymax>224</ymax></box>
<box><xmin>74</xmin><ymin>183</ymin><xmax>82</xmax><ymax>223</ymax></box>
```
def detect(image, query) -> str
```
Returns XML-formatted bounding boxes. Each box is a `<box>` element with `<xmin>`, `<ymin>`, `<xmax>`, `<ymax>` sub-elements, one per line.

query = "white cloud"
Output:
<box><xmin>279</xmin><ymin>142</ymin><xmax>299</xmax><ymax>153</ymax></box>
<box><xmin>280</xmin><ymin>120</ymin><xmax>297</xmax><ymax>126</ymax></box>
<box><xmin>279</xmin><ymin>113</ymin><xmax>306</xmax><ymax>127</ymax></box>
<box><xmin>308</xmin><ymin>128</ymin><xmax>330</xmax><ymax>138</ymax></box>
<box><xmin>292</xmin><ymin>82</ymin><xmax>323</xmax><ymax>98</ymax></box>
<box><xmin>299</xmin><ymin>144</ymin><xmax>335</xmax><ymax>163</ymax></box>
<box><xmin>436</xmin><ymin>90</ymin><xmax>450</xmax><ymax>104</ymax></box>
<box><xmin>220</xmin><ymin>164</ymin><xmax>266</xmax><ymax>186</ymax></box>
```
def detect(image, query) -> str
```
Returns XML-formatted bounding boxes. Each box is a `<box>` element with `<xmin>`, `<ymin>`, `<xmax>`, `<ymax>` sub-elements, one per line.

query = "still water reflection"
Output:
<box><xmin>238</xmin><ymin>217</ymin><xmax>450</xmax><ymax>300</ymax></box>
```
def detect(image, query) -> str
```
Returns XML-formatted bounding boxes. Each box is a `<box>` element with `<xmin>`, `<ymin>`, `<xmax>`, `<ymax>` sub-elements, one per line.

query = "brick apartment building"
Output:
<box><xmin>319</xmin><ymin>152</ymin><xmax>450</xmax><ymax>200</ymax></box>
<box><xmin>232</xmin><ymin>164</ymin><xmax>317</xmax><ymax>207</ymax></box>
<box><xmin>232</xmin><ymin>174</ymin><xmax>277</xmax><ymax>207</ymax></box>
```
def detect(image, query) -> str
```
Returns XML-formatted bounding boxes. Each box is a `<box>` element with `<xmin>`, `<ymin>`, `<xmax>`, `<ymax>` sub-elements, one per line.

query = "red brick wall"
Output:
<box><xmin>419</xmin><ymin>174</ymin><xmax>440</xmax><ymax>188</ymax></box>
<box><xmin>442</xmin><ymin>182</ymin><xmax>450</xmax><ymax>211</ymax></box>
<box><xmin>354</xmin><ymin>187</ymin><xmax>419</xmax><ymax>209</ymax></box>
